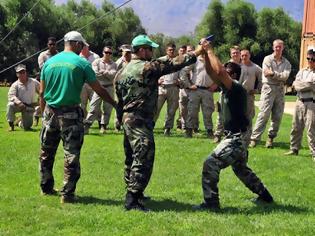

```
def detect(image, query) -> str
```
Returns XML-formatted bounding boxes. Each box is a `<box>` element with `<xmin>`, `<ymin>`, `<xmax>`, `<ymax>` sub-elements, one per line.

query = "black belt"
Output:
<box><xmin>299</xmin><ymin>98</ymin><xmax>315</xmax><ymax>103</ymax></box>
<box><xmin>47</xmin><ymin>104</ymin><xmax>81</xmax><ymax>112</ymax></box>
<box><xmin>102</xmin><ymin>84</ymin><xmax>113</xmax><ymax>88</ymax></box>
<box><xmin>161</xmin><ymin>84</ymin><xmax>177</xmax><ymax>88</ymax></box>
<box><xmin>196</xmin><ymin>86</ymin><xmax>209</xmax><ymax>90</ymax></box>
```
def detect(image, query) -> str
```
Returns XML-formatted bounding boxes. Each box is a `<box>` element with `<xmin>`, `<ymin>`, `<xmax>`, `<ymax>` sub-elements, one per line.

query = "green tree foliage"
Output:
<box><xmin>195</xmin><ymin>0</ymin><xmax>302</xmax><ymax>80</ymax></box>
<box><xmin>0</xmin><ymin>0</ymin><xmax>145</xmax><ymax>82</ymax></box>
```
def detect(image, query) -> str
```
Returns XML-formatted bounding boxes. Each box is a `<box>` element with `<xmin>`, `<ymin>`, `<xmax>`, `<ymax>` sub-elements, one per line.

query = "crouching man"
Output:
<box><xmin>7</xmin><ymin>64</ymin><xmax>40</xmax><ymax>131</ymax></box>
<box><xmin>194</xmin><ymin>40</ymin><xmax>273</xmax><ymax>210</ymax></box>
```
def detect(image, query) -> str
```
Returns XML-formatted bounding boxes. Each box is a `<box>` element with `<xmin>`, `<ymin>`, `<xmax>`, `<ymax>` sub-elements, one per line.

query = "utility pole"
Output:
<box><xmin>300</xmin><ymin>0</ymin><xmax>315</xmax><ymax>69</ymax></box>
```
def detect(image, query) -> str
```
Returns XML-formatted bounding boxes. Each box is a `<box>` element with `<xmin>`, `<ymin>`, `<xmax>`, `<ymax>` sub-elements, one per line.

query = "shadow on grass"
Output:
<box><xmin>218</xmin><ymin>202</ymin><xmax>310</xmax><ymax>215</ymax></box>
<box><xmin>147</xmin><ymin>198</ymin><xmax>195</xmax><ymax>212</ymax></box>
<box><xmin>76</xmin><ymin>196</ymin><xmax>123</xmax><ymax>206</ymax></box>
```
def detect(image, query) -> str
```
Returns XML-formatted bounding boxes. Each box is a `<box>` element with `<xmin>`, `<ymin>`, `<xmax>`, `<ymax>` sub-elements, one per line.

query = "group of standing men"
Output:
<box><xmin>5</xmin><ymin>30</ymin><xmax>315</xmax><ymax>211</ymax></box>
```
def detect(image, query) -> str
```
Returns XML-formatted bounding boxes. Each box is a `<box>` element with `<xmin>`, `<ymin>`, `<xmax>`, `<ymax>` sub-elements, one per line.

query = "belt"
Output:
<box><xmin>196</xmin><ymin>86</ymin><xmax>209</xmax><ymax>90</ymax></box>
<box><xmin>161</xmin><ymin>84</ymin><xmax>177</xmax><ymax>88</ymax></box>
<box><xmin>47</xmin><ymin>104</ymin><xmax>80</xmax><ymax>112</ymax></box>
<box><xmin>102</xmin><ymin>84</ymin><xmax>113</xmax><ymax>88</ymax></box>
<box><xmin>299</xmin><ymin>98</ymin><xmax>315</xmax><ymax>103</ymax></box>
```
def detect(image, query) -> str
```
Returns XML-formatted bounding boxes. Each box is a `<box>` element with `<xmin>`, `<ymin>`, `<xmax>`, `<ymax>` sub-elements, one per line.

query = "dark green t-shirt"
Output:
<box><xmin>41</xmin><ymin>51</ymin><xmax>96</xmax><ymax>107</ymax></box>
<box><xmin>221</xmin><ymin>81</ymin><xmax>249</xmax><ymax>133</ymax></box>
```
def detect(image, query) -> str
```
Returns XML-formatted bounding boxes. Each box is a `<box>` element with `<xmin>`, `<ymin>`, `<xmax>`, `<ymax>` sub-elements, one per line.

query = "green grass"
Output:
<box><xmin>1</xmin><ymin>87</ymin><xmax>315</xmax><ymax>235</ymax></box>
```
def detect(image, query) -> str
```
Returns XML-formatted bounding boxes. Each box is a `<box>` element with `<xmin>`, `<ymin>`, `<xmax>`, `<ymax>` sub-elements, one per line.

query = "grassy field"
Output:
<box><xmin>0</xmin><ymin>87</ymin><xmax>314</xmax><ymax>235</ymax></box>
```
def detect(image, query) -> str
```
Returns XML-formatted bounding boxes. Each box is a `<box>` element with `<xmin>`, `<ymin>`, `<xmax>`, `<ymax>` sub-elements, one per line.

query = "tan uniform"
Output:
<box><xmin>239</xmin><ymin>62</ymin><xmax>262</xmax><ymax>147</ymax></box>
<box><xmin>85</xmin><ymin>58</ymin><xmax>117</xmax><ymax>127</ymax></box>
<box><xmin>251</xmin><ymin>54</ymin><xmax>291</xmax><ymax>141</ymax></box>
<box><xmin>6</xmin><ymin>78</ymin><xmax>40</xmax><ymax>129</ymax></box>
<box><xmin>154</xmin><ymin>55</ymin><xmax>180</xmax><ymax>129</ymax></box>
<box><xmin>289</xmin><ymin>68</ymin><xmax>315</xmax><ymax>157</ymax></box>
<box><xmin>38</xmin><ymin>50</ymin><xmax>58</xmax><ymax>69</ymax></box>
<box><xmin>186</xmin><ymin>57</ymin><xmax>215</xmax><ymax>131</ymax></box>
<box><xmin>79</xmin><ymin>51</ymin><xmax>100</xmax><ymax>118</ymax></box>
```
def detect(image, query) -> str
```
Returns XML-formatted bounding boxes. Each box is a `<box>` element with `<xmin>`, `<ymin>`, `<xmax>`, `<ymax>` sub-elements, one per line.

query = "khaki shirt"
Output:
<box><xmin>190</xmin><ymin>56</ymin><xmax>214</xmax><ymax>87</ymax></box>
<box><xmin>92</xmin><ymin>58</ymin><xmax>117</xmax><ymax>86</ymax></box>
<box><xmin>8</xmin><ymin>78</ymin><xmax>40</xmax><ymax>105</ymax></box>
<box><xmin>38</xmin><ymin>50</ymin><xmax>58</xmax><ymax>69</ymax></box>
<box><xmin>293</xmin><ymin>67</ymin><xmax>315</xmax><ymax>100</ymax></box>
<box><xmin>240</xmin><ymin>62</ymin><xmax>262</xmax><ymax>93</ymax></box>
<box><xmin>262</xmin><ymin>54</ymin><xmax>291</xmax><ymax>85</ymax></box>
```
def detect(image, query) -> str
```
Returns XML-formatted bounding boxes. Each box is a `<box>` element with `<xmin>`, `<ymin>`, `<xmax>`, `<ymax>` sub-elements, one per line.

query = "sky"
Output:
<box><xmin>55</xmin><ymin>0</ymin><xmax>304</xmax><ymax>37</ymax></box>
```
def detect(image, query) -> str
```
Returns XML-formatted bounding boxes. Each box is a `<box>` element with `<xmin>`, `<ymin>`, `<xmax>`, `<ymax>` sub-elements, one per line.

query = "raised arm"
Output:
<box><xmin>202</xmin><ymin>41</ymin><xmax>233</xmax><ymax>90</ymax></box>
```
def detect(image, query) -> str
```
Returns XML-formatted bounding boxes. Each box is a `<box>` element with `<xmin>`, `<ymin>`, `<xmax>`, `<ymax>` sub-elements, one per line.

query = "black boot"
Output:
<box><xmin>256</xmin><ymin>188</ymin><xmax>273</xmax><ymax>203</ymax></box>
<box><xmin>193</xmin><ymin>198</ymin><xmax>220</xmax><ymax>211</ymax></box>
<box><xmin>125</xmin><ymin>191</ymin><xmax>150</xmax><ymax>212</ymax></box>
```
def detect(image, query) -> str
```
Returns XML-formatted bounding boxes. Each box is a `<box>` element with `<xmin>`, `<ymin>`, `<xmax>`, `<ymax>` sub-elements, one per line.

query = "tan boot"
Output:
<box><xmin>284</xmin><ymin>149</ymin><xmax>298</xmax><ymax>156</ymax></box>
<box><xmin>265</xmin><ymin>138</ymin><xmax>273</xmax><ymax>148</ymax></box>
<box><xmin>249</xmin><ymin>140</ymin><xmax>257</xmax><ymax>148</ymax></box>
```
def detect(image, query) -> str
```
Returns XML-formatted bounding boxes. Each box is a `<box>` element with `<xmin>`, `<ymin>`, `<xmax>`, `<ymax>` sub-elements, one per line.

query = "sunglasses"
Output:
<box><xmin>306</xmin><ymin>57</ymin><xmax>315</xmax><ymax>62</ymax></box>
<box><xmin>104</xmin><ymin>51</ymin><xmax>112</xmax><ymax>54</ymax></box>
<box><xmin>142</xmin><ymin>46</ymin><xmax>153</xmax><ymax>51</ymax></box>
<box><xmin>48</xmin><ymin>43</ymin><xmax>56</xmax><ymax>46</ymax></box>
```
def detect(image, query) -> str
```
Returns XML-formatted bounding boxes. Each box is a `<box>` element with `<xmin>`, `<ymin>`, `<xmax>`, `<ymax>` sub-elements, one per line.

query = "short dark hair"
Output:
<box><xmin>48</xmin><ymin>37</ymin><xmax>56</xmax><ymax>42</ymax></box>
<box><xmin>103</xmin><ymin>46</ymin><xmax>112</xmax><ymax>51</ymax></box>
<box><xmin>166</xmin><ymin>43</ymin><xmax>176</xmax><ymax>49</ymax></box>
<box><xmin>179</xmin><ymin>45</ymin><xmax>187</xmax><ymax>50</ymax></box>
<box><xmin>224</xmin><ymin>62</ymin><xmax>241</xmax><ymax>81</ymax></box>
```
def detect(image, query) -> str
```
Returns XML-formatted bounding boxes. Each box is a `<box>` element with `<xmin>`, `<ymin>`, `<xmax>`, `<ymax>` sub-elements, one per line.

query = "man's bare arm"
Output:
<box><xmin>88</xmin><ymin>80</ymin><xmax>117</xmax><ymax>108</ymax></box>
<box><xmin>39</xmin><ymin>80</ymin><xmax>46</xmax><ymax>113</ymax></box>
<box><xmin>202</xmin><ymin>41</ymin><xmax>233</xmax><ymax>90</ymax></box>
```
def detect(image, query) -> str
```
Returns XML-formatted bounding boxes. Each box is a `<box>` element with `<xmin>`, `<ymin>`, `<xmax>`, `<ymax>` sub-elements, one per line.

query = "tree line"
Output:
<box><xmin>0</xmin><ymin>0</ymin><xmax>302</xmax><ymax>83</ymax></box>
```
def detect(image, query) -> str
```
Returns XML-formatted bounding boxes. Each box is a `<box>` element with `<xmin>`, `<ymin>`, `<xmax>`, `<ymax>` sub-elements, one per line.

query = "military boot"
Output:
<box><xmin>193</xmin><ymin>198</ymin><xmax>220</xmax><ymax>211</ymax></box>
<box><xmin>60</xmin><ymin>195</ymin><xmax>78</xmax><ymax>204</ymax></box>
<box><xmin>8</xmin><ymin>122</ymin><xmax>14</xmax><ymax>132</ymax></box>
<box><xmin>265</xmin><ymin>137</ymin><xmax>273</xmax><ymax>148</ymax></box>
<box><xmin>125</xmin><ymin>191</ymin><xmax>149</xmax><ymax>212</ymax></box>
<box><xmin>249</xmin><ymin>140</ymin><xmax>257</xmax><ymax>148</ymax></box>
<box><xmin>100</xmin><ymin>125</ymin><xmax>106</xmax><ymax>134</ymax></box>
<box><xmin>255</xmin><ymin>188</ymin><xmax>273</xmax><ymax>203</ymax></box>
<box><xmin>206</xmin><ymin>129</ymin><xmax>214</xmax><ymax>139</ymax></box>
<box><xmin>185</xmin><ymin>128</ymin><xmax>192</xmax><ymax>138</ymax></box>
<box><xmin>164</xmin><ymin>128</ymin><xmax>171</xmax><ymax>137</ymax></box>
<box><xmin>284</xmin><ymin>149</ymin><xmax>298</xmax><ymax>156</ymax></box>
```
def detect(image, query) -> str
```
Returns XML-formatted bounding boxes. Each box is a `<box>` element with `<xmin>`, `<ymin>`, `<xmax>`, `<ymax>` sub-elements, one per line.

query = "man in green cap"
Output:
<box><xmin>115</xmin><ymin>34</ymin><xmax>204</xmax><ymax>211</ymax></box>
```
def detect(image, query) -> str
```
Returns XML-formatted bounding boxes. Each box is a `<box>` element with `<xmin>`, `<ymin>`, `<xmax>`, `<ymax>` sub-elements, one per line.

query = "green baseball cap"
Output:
<box><xmin>131</xmin><ymin>34</ymin><xmax>159</xmax><ymax>48</ymax></box>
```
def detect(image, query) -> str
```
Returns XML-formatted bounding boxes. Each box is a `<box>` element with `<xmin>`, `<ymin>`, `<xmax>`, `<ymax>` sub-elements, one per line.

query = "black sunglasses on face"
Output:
<box><xmin>104</xmin><ymin>51</ymin><xmax>112</xmax><ymax>54</ymax></box>
<box><xmin>306</xmin><ymin>57</ymin><xmax>315</xmax><ymax>62</ymax></box>
<box><xmin>48</xmin><ymin>43</ymin><xmax>56</xmax><ymax>46</ymax></box>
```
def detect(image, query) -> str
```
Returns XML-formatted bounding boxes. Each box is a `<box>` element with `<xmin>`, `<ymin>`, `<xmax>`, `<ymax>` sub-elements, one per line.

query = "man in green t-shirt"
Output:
<box><xmin>39</xmin><ymin>31</ymin><xmax>116</xmax><ymax>204</ymax></box>
<box><xmin>194</xmin><ymin>40</ymin><xmax>273</xmax><ymax>210</ymax></box>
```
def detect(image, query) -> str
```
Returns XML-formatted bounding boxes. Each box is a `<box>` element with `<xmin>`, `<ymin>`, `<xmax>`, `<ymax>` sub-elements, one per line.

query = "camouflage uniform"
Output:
<box><xmin>116</xmin><ymin>54</ymin><xmax>197</xmax><ymax>195</ymax></box>
<box><xmin>289</xmin><ymin>68</ymin><xmax>315</xmax><ymax>157</ymax></box>
<box><xmin>202</xmin><ymin>81</ymin><xmax>269</xmax><ymax>204</ymax></box>
<box><xmin>251</xmin><ymin>54</ymin><xmax>291</xmax><ymax>142</ymax></box>
<box><xmin>40</xmin><ymin>105</ymin><xmax>84</xmax><ymax>196</ymax></box>
<box><xmin>154</xmin><ymin>55</ymin><xmax>180</xmax><ymax>130</ymax></box>
<box><xmin>185</xmin><ymin>56</ymin><xmax>215</xmax><ymax>132</ymax></box>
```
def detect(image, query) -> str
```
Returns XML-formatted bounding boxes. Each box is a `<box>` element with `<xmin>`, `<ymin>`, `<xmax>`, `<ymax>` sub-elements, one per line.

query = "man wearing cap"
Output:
<box><xmin>115</xmin><ymin>34</ymin><xmax>203</xmax><ymax>211</ymax></box>
<box><xmin>284</xmin><ymin>49</ymin><xmax>315</xmax><ymax>160</ymax></box>
<box><xmin>39</xmin><ymin>31</ymin><xmax>116</xmax><ymax>203</ymax></box>
<box><xmin>84</xmin><ymin>46</ymin><xmax>117</xmax><ymax>134</ymax></box>
<box><xmin>116</xmin><ymin>44</ymin><xmax>132</xmax><ymax>71</ymax></box>
<box><xmin>38</xmin><ymin>37</ymin><xmax>59</xmax><ymax>69</ymax></box>
<box><xmin>7</xmin><ymin>64</ymin><xmax>40</xmax><ymax>131</ymax></box>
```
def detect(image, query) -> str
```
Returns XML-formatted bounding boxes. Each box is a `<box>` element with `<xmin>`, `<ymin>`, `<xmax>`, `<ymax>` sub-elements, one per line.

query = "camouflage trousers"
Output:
<box><xmin>39</xmin><ymin>105</ymin><xmax>84</xmax><ymax>197</ymax></box>
<box><xmin>251</xmin><ymin>84</ymin><xmax>285</xmax><ymax>141</ymax></box>
<box><xmin>290</xmin><ymin>100</ymin><xmax>315</xmax><ymax>157</ymax></box>
<box><xmin>214</xmin><ymin>92</ymin><xmax>224</xmax><ymax>138</ymax></box>
<box><xmin>123</xmin><ymin>113</ymin><xmax>155</xmax><ymax>194</ymax></box>
<box><xmin>202</xmin><ymin>132</ymin><xmax>266</xmax><ymax>202</ymax></box>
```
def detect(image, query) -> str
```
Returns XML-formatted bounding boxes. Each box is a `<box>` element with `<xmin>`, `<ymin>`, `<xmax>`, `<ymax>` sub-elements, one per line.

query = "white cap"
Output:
<box><xmin>15</xmin><ymin>64</ymin><xmax>26</xmax><ymax>72</ymax></box>
<box><xmin>64</xmin><ymin>31</ymin><xmax>88</xmax><ymax>46</ymax></box>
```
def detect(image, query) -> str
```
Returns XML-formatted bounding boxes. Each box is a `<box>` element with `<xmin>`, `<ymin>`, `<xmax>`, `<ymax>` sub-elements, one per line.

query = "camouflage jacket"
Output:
<box><xmin>115</xmin><ymin>54</ymin><xmax>197</xmax><ymax>122</ymax></box>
